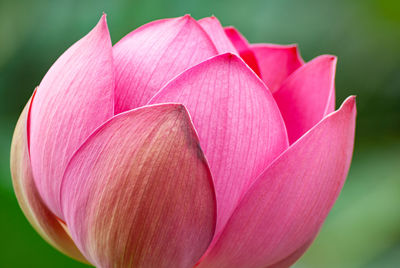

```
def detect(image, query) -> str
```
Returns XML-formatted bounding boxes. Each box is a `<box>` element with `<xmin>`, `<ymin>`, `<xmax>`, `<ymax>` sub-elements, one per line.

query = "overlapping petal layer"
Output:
<box><xmin>199</xmin><ymin>96</ymin><xmax>356</xmax><ymax>268</ymax></box>
<box><xmin>10</xmin><ymin>94</ymin><xmax>87</xmax><ymax>264</ymax></box>
<box><xmin>268</xmin><ymin>236</ymin><xmax>316</xmax><ymax>268</ymax></box>
<box><xmin>113</xmin><ymin>15</ymin><xmax>218</xmax><ymax>113</ymax></box>
<box><xmin>61</xmin><ymin>104</ymin><xmax>216</xmax><ymax>268</ymax></box>
<box><xmin>273</xmin><ymin>55</ymin><xmax>337</xmax><ymax>143</ymax></box>
<box><xmin>224</xmin><ymin>26</ymin><xmax>261</xmax><ymax>76</ymax></box>
<box><xmin>198</xmin><ymin>17</ymin><xmax>238</xmax><ymax>54</ymax></box>
<box><xmin>250</xmin><ymin>44</ymin><xmax>304</xmax><ymax>92</ymax></box>
<box><xmin>150</xmin><ymin>53</ymin><xmax>288</xmax><ymax>236</ymax></box>
<box><xmin>10</xmin><ymin>14</ymin><xmax>357</xmax><ymax>268</ymax></box>
<box><xmin>28</xmin><ymin>15</ymin><xmax>114</xmax><ymax>219</ymax></box>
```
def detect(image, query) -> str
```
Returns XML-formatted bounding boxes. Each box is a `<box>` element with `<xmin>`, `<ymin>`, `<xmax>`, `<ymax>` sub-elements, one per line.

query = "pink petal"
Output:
<box><xmin>273</xmin><ymin>55</ymin><xmax>337</xmax><ymax>143</ymax></box>
<box><xmin>10</xmin><ymin>92</ymin><xmax>87</xmax><ymax>263</ymax></box>
<box><xmin>113</xmin><ymin>15</ymin><xmax>218</xmax><ymax>113</ymax></box>
<box><xmin>267</xmin><ymin>236</ymin><xmax>316</xmax><ymax>268</ymax></box>
<box><xmin>60</xmin><ymin>104</ymin><xmax>216</xmax><ymax>268</ymax></box>
<box><xmin>199</xmin><ymin>96</ymin><xmax>356</xmax><ymax>268</ymax></box>
<box><xmin>250</xmin><ymin>43</ymin><xmax>304</xmax><ymax>92</ymax></box>
<box><xmin>198</xmin><ymin>17</ymin><xmax>238</xmax><ymax>53</ymax></box>
<box><xmin>224</xmin><ymin>26</ymin><xmax>261</xmax><ymax>76</ymax></box>
<box><xmin>149</xmin><ymin>53</ymin><xmax>288</xmax><ymax>237</ymax></box>
<box><xmin>29</xmin><ymin>15</ymin><xmax>114</xmax><ymax>219</ymax></box>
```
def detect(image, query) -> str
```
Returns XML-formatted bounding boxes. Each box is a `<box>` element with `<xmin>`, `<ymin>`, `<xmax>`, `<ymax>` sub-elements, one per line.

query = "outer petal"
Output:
<box><xmin>29</xmin><ymin>15</ymin><xmax>114</xmax><ymax>219</ymax></box>
<box><xmin>198</xmin><ymin>17</ymin><xmax>238</xmax><ymax>54</ymax></box>
<box><xmin>273</xmin><ymin>55</ymin><xmax>337</xmax><ymax>143</ymax></box>
<box><xmin>60</xmin><ymin>104</ymin><xmax>216</xmax><ymax>268</ymax></box>
<box><xmin>149</xmin><ymin>53</ymin><xmax>288</xmax><ymax>236</ymax></box>
<box><xmin>10</xmin><ymin>93</ymin><xmax>87</xmax><ymax>264</ymax></box>
<box><xmin>199</xmin><ymin>97</ymin><xmax>356</xmax><ymax>268</ymax></box>
<box><xmin>267</xmin><ymin>237</ymin><xmax>315</xmax><ymax>268</ymax></box>
<box><xmin>113</xmin><ymin>15</ymin><xmax>218</xmax><ymax>113</ymax></box>
<box><xmin>224</xmin><ymin>26</ymin><xmax>261</xmax><ymax>76</ymax></box>
<box><xmin>250</xmin><ymin>43</ymin><xmax>304</xmax><ymax>93</ymax></box>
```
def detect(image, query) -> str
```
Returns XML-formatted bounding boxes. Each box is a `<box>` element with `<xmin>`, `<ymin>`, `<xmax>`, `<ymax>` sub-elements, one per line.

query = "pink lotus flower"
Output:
<box><xmin>10</xmin><ymin>14</ymin><xmax>356</xmax><ymax>268</ymax></box>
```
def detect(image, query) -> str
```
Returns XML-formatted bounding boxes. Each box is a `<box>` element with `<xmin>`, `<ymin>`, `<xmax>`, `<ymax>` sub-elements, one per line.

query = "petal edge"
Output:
<box><xmin>61</xmin><ymin>103</ymin><xmax>217</xmax><ymax>268</ymax></box>
<box><xmin>199</xmin><ymin>96</ymin><xmax>356</xmax><ymax>268</ymax></box>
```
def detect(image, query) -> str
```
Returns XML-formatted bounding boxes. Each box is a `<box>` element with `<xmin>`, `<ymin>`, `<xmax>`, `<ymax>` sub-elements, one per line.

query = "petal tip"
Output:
<box><xmin>286</xmin><ymin>43</ymin><xmax>299</xmax><ymax>50</ymax></box>
<box><xmin>319</xmin><ymin>54</ymin><xmax>338</xmax><ymax>64</ymax></box>
<box><xmin>215</xmin><ymin>52</ymin><xmax>240</xmax><ymax>62</ymax></box>
<box><xmin>98</xmin><ymin>13</ymin><xmax>108</xmax><ymax>28</ymax></box>
<box><xmin>181</xmin><ymin>14</ymin><xmax>195</xmax><ymax>22</ymax></box>
<box><xmin>173</xmin><ymin>103</ymin><xmax>188</xmax><ymax>115</ymax></box>
<box><xmin>343</xmin><ymin>95</ymin><xmax>357</xmax><ymax>110</ymax></box>
<box><xmin>90</xmin><ymin>13</ymin><xmax>110</xmax><ymax>39</ymax></box>
<box><xmin>333</xmin><ymin>95</ymin><xmax>356</xmax><ymax>119</ymax></box>
<box><xmin>202</xmin><ymin>15</ymin><xmax>218</xmax><ymax>21</ymax></box>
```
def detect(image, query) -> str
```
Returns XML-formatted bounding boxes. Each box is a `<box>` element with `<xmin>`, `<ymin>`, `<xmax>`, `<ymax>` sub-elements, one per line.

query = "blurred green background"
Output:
<box><xmin>0</xmin><ymin>0</ymin><xmax>399</xmax><ymax>267</ymax></box>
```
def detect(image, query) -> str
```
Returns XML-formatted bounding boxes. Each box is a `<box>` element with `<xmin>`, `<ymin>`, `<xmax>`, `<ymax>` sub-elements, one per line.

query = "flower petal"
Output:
<box><xmin>149</xmin><ymin>53</ymin><xmax>288</xmax><ymax>237</ymax></box>
<box><xmin>60</xmin><ymin>104</ymin><xmax>216</xmax><ymax>268</ymax></box>
<box><xmin>273</xmin><ymin>55</ymin><xmax>337</xmax><ymax>143</ymax></box>
<box><xmin>224</xmin><ymin>26</ymin><xmax>261</xmax><ymax>76</ymax></box>
<box><xmin>267</xmin><ymin>236</ymin><xmax>315</xmax><ymax>268</ymax></box>
<box><xmin>199</xmin><ymin>96</ymin><xmax>356</xmax><ymax>268</ymax></box>
<box><xmin>250</xmin><ymin>43</ymin><xmax>304</xmax><ymax>92</ymax></box>
<box><xmin>113</xmin><ymin>15</ymin><xmax>218</xmax><ymax>113</ymax></box>
<box><xmin>198</xmin><ymin>17</ymin><xmax>238</xmax><ymax>54</ymax></box>
<box><xmin>10</xmin><ymin>93</ymin><xmax>87</xmax><ymax>264</ymax></box>
<box><xmin>28</xmin><ymin>15</ymin><xmax>114</xmax><ymax>219</ymax></box>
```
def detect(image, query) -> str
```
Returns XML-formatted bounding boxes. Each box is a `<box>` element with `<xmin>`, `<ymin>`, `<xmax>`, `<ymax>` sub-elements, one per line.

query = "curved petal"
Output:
<box><xmin>10</xmin><ymin>93</ymin><xmax>87</xmax><ymax>264</ymax></box>
<box><xmin>149</xmin><ymin>53</ymin><xmax>288</xmax><ymax>237</ymax></box>
<box><xmin>273</xmin><ymin>55</ymin><xmax>337</xmax><ymax>143</ymax></box>
<box><xmin>29</xmin><ymin>15</ymin><xmax>114</xmax><ymax>219</ymax></box>
<box><xmin>198</xmin><ymin>17</ymin><xmax>237</xmax><ymax>54</ymax></box>
<box><xmin>199</xmin><ymin>96</ymin><xmax>356</xmax><ymax>268</ymax></box>
<box><xmin>60</xmin><ymin>104</ymin><xmax>216</xmax><ymax>268</ymax></box>
<box><xmin>250</xmin><ymin>43</ymin><xmax>304</xmax><ymax>93</ymax></box>
<box><xmin>224</xmin><ymin>26</ymin><xmax>261</xmax><ymax>76</ymax></box>
<box><xmin>267</xmin><ymin>236</ymin><xmax>315</xmax><ymax>268</ymax></box>
<box><xmin>113</xmin><ymin>15</ymin><xmax>218</xmax><ymax>113</ymax></box>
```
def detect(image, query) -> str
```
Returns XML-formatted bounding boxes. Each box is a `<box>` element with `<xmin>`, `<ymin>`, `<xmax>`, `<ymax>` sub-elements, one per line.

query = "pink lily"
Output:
<box><xmin>10</xmin><ymin>14</ymin><xmax>356</xmax><ymax>268</ymax></box>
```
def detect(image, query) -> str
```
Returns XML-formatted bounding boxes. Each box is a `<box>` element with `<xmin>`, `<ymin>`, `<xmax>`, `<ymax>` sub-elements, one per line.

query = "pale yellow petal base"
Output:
<box><xmin>10</xmin><ymin>95</ymin><xmax>89</xmax><ymax>265</ymax></box>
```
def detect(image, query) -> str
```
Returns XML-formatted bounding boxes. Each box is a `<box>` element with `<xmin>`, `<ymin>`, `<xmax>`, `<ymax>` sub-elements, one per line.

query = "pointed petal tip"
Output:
<box><xmin>316</xmin><ymin>54</ymin><xmax>338</xmax><ymax>64</ymax></box>
<box><xmin>224</xmin><ymin>52</ymin><xmax>237</xmax><ymax>59</ymax></box>
<box><xmin>200</xmin><ymin>15</ymin><xmax>218</xmax><ymax>22</ymax></box>
<box><xmin>215</xmin><ymin>53</ymin><xmax>262</xmax><ymax>77</ymax></box>
<box><xmin>198</xmin><ymin>98</ymin><xmax>357</xmax><ymax>268</ymax></box>
<box><xmin>287</xmin><ymin>43</ymin><xmax>301</xmax><ymax>52</ymax></box>
<box><xmin>181</xmin><ymin>14</ymin><xmax>196</xmax><ymax>22</ymax></box>
<box><xmin>214</xmin><ymin>53</ymin><xmax>266</xmax><ymax>85</ymax></box>
<box><xmin>205</xmin><ymin>52</ymin><xmax>241</xmax><ymax>63</ymax></box>
<box><xmin>341</xmin><ymin>95</ymin><xmax>357</xmax><ymax>112</ymax></box>
<box><xmin>92</xmin><ymin>13</ymin><xmax>109</xmax><ymax>36</ymax></box>
<box><xmin>292</xmin><ymin>44</ymin><xmax>305</xmax><ymax>64</ymax></box>
<box><xmin>149</xmin><ymin>51</ymin><xmax>288</xmax><ymax>238</ymax></box>
<box><xmin>159</xmin><ymin>103</ymin><xmax>188</xmax><ymax>117</ymax></box>
<box><xmin>284</xmin><ymin>44</ymin><xmax>304</xmax><ymax>62</ymax></box>
<box><xmin>29</xmin><ymin>9</ymin><xmax>114</xmax><ymax>219</ymax></box>
<box><xmin>61</xmin><ymin>103</ymin><xmax>217</xmax><ymax>267</ymax></box>
<box><xmin>329</xmin><ymin>55</ymin><xmax>337</xmax><ymax>61</ymax></box>
<box><xmin>99</xmin><ymin>12</ymin><xmax>107</xmax><ymax>25</ymax></box>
